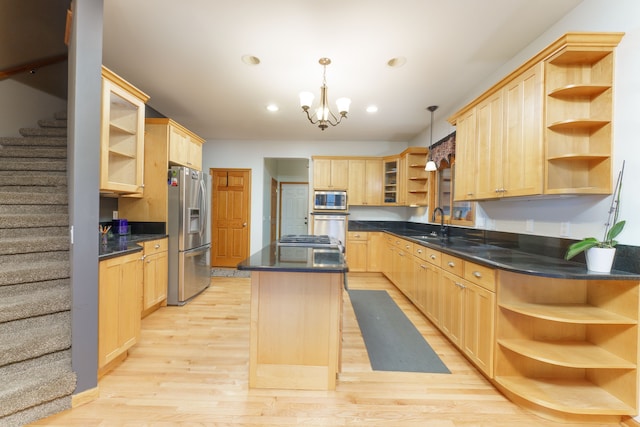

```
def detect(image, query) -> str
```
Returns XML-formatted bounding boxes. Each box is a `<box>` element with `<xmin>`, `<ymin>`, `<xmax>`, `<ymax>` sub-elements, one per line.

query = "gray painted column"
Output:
<box><xmin>67</xmin><ymin>0</ymin><xmax>103</xmax><ymax>393</ymax></box>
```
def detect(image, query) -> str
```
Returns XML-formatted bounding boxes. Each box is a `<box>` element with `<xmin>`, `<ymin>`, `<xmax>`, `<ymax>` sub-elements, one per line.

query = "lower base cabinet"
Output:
<box><xmin>142</xmin><ymin>238</ymin><xmax>168</xmax><ymax>316</ymax></box>
<box><xmin>98</xmin><ymin>251</ymin><xmax>143</xmax><ymax>373</ymax></box>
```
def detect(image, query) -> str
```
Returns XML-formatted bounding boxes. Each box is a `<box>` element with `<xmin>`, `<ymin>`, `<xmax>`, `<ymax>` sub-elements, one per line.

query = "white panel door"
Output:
<box><xmin>280</xmin><ymin>183</ymin><xmax>309</xmax><ymax>237</ymax></box>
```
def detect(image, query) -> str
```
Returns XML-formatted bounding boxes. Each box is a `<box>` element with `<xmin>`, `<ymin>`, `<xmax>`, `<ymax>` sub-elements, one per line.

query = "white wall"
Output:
<box><xmin>0</xmin><ymin>79</ymin><xmax>67</xmax><ymax>135</ymax></box>
<box><xmin>202</xmin><ymin>140</ymin><xmax>403</xmax><ymax>253</ymax></box>
<box><xmin>411</xmin><ymin>0</ymin><xmax>640</xmax><ymax>247</ymax></box>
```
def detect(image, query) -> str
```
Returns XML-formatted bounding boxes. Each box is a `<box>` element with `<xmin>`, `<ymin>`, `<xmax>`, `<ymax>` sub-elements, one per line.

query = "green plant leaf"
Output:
<box><xmin>606</xmin><ymin>220</ymin><xmax>626</xmax><ymax>243</ymax></box>
<box><xmin>565</xmin><ymin>237</ymin><xmax>599</xmax><ymax>260</ymax></box>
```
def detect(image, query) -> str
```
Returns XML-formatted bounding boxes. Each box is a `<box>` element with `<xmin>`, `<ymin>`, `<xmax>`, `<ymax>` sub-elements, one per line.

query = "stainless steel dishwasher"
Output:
<box><xmin>311</xmin><ymin>212</ymin><xmax>348</xmax><ymax>245</ymax></box>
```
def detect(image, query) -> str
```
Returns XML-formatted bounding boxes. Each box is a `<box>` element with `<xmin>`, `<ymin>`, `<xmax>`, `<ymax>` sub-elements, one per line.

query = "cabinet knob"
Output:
<box><xmin>416</xmin><ymin>249</ymin><xmax>423</xmax><ymax>254</ymax></box>
<box><xmin>405</xmin><ymin>245</ymin><xmax>410</xmax><ymax>249</ymax></box>
<box><xmin>473</xmin><ymin>271</ymin><xmax>482</xmax><ymax>278</ymax></box>
<box><xmin>455</xmin><ymin>282</ymin><xmax>466</xmax><ymax>289</ymax></box>
<box><xmin>430</xmin><ymin>254</ymin><xmax>436</xmax><ymax>260</ymax></box>
<box><xmin>154</xmin><ymin>244</ymin><xmax>160</xmax><ymax>249</ymax></box>
<box><xmin>448</xmin><ymin>261</ymin><xmax>455</xmax><ymax>268</ymax></box>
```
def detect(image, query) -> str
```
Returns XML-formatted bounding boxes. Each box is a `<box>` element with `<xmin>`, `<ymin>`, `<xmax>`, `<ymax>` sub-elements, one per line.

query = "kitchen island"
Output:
<box><xmin>237</xmin><ymin>242</ymin><xmax>348</xmax><ymax>390</ymax></box>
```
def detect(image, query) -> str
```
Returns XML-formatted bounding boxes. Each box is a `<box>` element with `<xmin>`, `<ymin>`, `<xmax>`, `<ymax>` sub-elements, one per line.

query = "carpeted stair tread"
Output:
<box><xmin>37</xmin><ymin>119</ymin><xmax>67</xmax><ymax>128</ymax></box>
<box><xmin>0</xmin><ymin>235</ymin><xmax>69</xmax><ymax>255</ymax></box>
<box><xmin>0</xmin><ymin>136</ymin><xmax>67</xmax><ymax>147</ymax></box>
<box><xmin>0</xmin><ymin>204</ymin><xmax>68</xmax><ymax>215</ymax></box>
<box><xmin>0</xmin><ymin>174</ymin><xmax>67</xmax><ymax>187</ymax></box>
<box><xmin>0</xmin><ymin>311</ymin><xmax>72</xmax><ymax>367</ymax></box>
<box><xmin>0</xmin><ymin>351</ymin><xmax>75</xmax><ymax>420</ymax></box>
<box><xmin>0</xmin><ymin>192</ymin><xmax>68</xmax><ymax>206</ymax></box>
<box><xmin>0</xmin><ymin>213</ymin><xmax>68</xmax><ymax>228</ymax></box>
<box><xmin>19</xmin><ymin>127</ymin><xmax>67</xmax><ymax>138</ymax></box>
<box><xmin>1</xmin><ymin>396</ymin><xmax>72</xmax><ymax>427</ymax></box>
<box><xmin>0</xmin><ymin>146</ymin><xmax>67</xmax><ymax>159</ymax></box>
<box><xmin>0</xmin><ymin>279</ymin><xmax>71</xmax><ymax>323</ymax></box>
<box><xmin>0</xmin><ymin>225</ymin><xmax>68</xmax><ymax>239</ymax></box>
<box><xmin>0</xmin><ymin>259</ymin><xmax>69</xmax><ymax>287</ymax></box>
<box><xmin>0</xmin><ymin>158</ymin><xmax>66</xmax><ymax>172</ymax></box>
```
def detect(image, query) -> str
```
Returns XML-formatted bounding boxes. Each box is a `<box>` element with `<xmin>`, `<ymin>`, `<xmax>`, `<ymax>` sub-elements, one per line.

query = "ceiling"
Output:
<box><xmin>5</xmin><ymin>1</ymin><xmax>584</xmax><ymax>143</ymax></box>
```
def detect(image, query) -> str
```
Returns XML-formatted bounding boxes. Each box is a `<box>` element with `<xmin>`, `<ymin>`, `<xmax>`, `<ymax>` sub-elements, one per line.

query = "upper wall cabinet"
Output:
<box><xmin>100</xmin><ymin>66</ymin><xmax>150</xmax><ymax>196</ymax></box>
<box><xmin>167</xmin><ymin>121</ymin><xmax>205</xmax><ymax>171</ymax></box>
<box><xmin>448</xmin><ymin>32</ymin><xmax>623</xmax><ymax>201</ymax></box>
<box><xmin>348</xmin><ymin>158</ymin><xmax>382</xmax><ymax>206</ymax></box>
<box><xmin>312</xmin><ymin>157</ymin><xmax>349</xmax><ymax>190</ymax></box>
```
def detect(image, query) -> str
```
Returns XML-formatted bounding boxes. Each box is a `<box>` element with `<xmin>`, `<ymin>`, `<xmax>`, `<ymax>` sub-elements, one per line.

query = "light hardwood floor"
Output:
<box><xmin>29</xmin><ymin>273</ymin><xmax>625</xmax><ymax>426</ymax></box>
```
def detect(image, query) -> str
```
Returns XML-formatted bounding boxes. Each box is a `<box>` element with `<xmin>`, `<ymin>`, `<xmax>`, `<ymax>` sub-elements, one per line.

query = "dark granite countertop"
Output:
<box><xmin>349</xmin><ymin>220</ymin><xmax>640</xmax><ymax>280</ymax></box>
<box><xmin>99</xmin><ymin>234</ymin><xmax>168</xmax><ymax>261</ymax></box>
<box><xmin>237</xmin><ymin>243</ymin><xmax>348</xmax><ymax>273</ymax></box>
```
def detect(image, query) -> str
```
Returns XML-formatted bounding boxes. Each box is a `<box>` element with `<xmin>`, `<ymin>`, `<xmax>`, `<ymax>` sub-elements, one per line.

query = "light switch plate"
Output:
<box><xmin>526</xmin><ymin>219</ymin><xmax>534</xmax><ymax>232</ymax></box>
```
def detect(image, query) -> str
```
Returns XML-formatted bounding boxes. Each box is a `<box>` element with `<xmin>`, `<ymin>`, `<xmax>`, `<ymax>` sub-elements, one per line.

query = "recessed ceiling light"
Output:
<box><xmin>266</xmin><ymin>104</ymin><xmax>279</xmax><ymax>112</ymax></box>
<box><xmin>241</xmin><ymin>55</ymin><xmax>261</xmax><ymax>65</ymax></box>
<box><xmin>387</xmin><ymin>56</ymin><xmax>406</xmax><ymax>68</ymax></box>
<box><xmin>366</xmin><ymin>105</ymin><xmax>378</xmax><ymax>113</ymax></box>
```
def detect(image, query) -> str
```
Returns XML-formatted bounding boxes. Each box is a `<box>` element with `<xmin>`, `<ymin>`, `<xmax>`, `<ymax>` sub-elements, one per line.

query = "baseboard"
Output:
<box><xmin>72</xmin><ymin>386</ymin><xmax>99</xmax><ymax>408</ymax></box>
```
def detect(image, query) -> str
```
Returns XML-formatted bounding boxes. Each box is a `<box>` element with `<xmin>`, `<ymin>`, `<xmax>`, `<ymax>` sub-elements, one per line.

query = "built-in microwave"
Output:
<box><xmin>314</xmin><ymin>190</ymin><xmax>347</xmax><ymax>211</ymax></box>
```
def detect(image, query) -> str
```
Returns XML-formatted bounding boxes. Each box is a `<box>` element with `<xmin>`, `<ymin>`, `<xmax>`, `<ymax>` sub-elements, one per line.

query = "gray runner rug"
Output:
<box><xmin>349</xmin><ymin>289</ymin><xmax>450</xmax><ymax>374</ymax></box>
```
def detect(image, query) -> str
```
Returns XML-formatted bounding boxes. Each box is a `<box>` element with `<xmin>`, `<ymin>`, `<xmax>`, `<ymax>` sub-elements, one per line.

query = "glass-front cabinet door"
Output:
<box><xmin>437</xmin><ymin>158</ymin><xmax>474</xmax><ymax>226</ymax></box>
<box><xmin>100</xmin><ymin>66</ymin><xmax>149</xmax><ymax>195</ymax></box>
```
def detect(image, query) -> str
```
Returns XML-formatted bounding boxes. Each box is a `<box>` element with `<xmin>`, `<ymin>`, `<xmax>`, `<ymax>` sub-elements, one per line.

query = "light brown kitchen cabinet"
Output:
<box><xmin>495</xmin><ymin>270</ymin><xmax>638</xmax><ymax>422</ymax></box>
<box><xmin>449</xmin><ymin>32</ymin><xmax>622</xmax><ymax>200</ymax></box>
<box><xmin>346</xmin><ymin>231</ymin><xmax>368</xmax><ymax>272</ymax></box>
<box><xmin>141</xmin><ymin>238</ymin><xmax>168</xmax><ymax>317</ymax></box>
<box><xmin>168</xmin><ymin>121</ymin><xmax>205</xmax><ymax>171</ymax></box>
<box><xmin>98</xmin><ymin>251</ymin><xmax>142</xmax><ymax>375</ymax></box>
<box><xmin>403</xmin><ymin>147</ymin><xmax>429</xmax><ymax>206</ymax></box>
<box><xmin>382</xmin><ymin>156</ymin><xmax>404</xmax><ymax>205</ymax></box>
<box><xmin>119</xmin><ymin>118</ymin><xmax>204</xmax><ymax>224</ymax></box>
<box><xmin>367</xmin><ymin>232</ymin><xmax>383</xmax><ymax>272</ymax></box>
<box><xmin>100</xmin><ymin>66</ymin><xmax>149</xmax><ymax>196</ymax></box>
<box><xmin>452</xmin><ymin>109</ymin><xmax>477</xmax><ymax>201</ymax></box>
<box><xmin>312</xmin><ymin>157</ymin><xmax>349</xmax><ymax>189</ymax></box>
<box><xmin>348</xmin><ymin>158</ymin><xmax>382</xmax><ymax>206</ymax></box>
<box><xmin>544</xmin><ymin>33</ymin><xmax>622</xmax><ymax>195</ymax></box>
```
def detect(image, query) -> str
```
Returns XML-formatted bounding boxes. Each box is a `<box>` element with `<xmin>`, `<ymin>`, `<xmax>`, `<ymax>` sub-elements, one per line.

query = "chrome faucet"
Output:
<box><xmin>432</xmin><ymin>207</ymin><xmax>449</xmax><ymax>241</ymax></box>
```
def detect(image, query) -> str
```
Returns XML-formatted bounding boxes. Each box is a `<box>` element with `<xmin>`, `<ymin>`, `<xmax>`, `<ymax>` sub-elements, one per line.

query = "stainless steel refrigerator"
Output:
<box><xmin>167</xmin><ymin>166</ymin><xmax>211</xmax><ymax>305</ymax></box>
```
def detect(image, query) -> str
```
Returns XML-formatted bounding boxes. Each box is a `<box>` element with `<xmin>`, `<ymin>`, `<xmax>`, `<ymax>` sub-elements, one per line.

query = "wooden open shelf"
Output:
<box><xmin>495</xmin><ymin>270</ymin><xmax>639</xmax><ymax>420</ymax></box>
<box><xmin>495</xmin><ymin>375</ymin><xmax>635</xmax><ymax>415</ymax></box>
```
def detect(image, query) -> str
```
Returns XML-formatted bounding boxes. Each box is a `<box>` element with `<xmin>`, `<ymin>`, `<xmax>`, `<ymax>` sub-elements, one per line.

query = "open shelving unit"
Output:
<box><xmin>404</xmin><ymin>148</ymin><xmax>429</xmax><ymax>206</ymax></box>
<box><xmin>495</xmin><ymin>270</ymin><xmax>639</xmax><ymax>422</ymax></box>
<box><xmin>544</xmin><ymin>33</ymin><xmax>623</xmax><ymax>195</ymax></box>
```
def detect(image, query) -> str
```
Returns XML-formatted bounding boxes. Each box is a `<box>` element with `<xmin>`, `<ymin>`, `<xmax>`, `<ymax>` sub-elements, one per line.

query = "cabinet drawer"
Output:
<box><xmin>464</xmin><ymin>262</ymin><xmax>495</xmax><ymax>292</ymax></box>
<box><xmin>142</xmin><ymin>238</ymin><xmax>168</xmax><ymax>256</ymax></box>
<box><xmin>398</xmin><ymin>239</ymin><xmax>413</xmax><ymax>253</ymax></box>
<box><xmin>421</xmin><ymin>246</ymin><xmax>442</xmax><ymax>267</ymax></box>
<box><xmin>347</xmin><ymin>231</ymin><xmax>368</xmax><ymax>241</ymax></box>
<box><xmin>441</xmin><ymin>253</ymin><xmax>464</xmax><ymax>277</ymax></box>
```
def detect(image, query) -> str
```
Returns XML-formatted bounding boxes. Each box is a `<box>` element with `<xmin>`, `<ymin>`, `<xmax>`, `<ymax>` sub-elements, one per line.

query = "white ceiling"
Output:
<box><xmin>102</xmin><ymin>0</ymin><xmax>582</xmax><ymax>142</ymax></box>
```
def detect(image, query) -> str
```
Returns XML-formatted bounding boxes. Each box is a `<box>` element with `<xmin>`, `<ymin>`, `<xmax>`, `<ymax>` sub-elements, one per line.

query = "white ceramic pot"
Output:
<box><xmin>585</xmin><ymin>247</ymin><xmax>616</xmax><ymax>273</ymax></box>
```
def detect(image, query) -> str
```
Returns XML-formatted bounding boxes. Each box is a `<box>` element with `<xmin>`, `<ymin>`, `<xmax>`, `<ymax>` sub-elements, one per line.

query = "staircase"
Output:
<box><xmin>0</xmin><ymin>112</ymin><xmax>76</xmax><ymax>426</ymax></box>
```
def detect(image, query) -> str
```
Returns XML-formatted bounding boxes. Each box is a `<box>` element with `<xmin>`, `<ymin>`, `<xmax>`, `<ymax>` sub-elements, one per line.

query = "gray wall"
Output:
<box><xmin>68</xmin><ymin>0</ymin><xmax>103</xmax><ymax>393</ymax></box>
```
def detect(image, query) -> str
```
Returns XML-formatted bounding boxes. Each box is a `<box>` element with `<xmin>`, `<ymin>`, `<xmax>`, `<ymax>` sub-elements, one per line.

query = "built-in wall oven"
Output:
<box><xmin>311</xmin><ymin>212</ymin><xmax>348</xmax><ymax>246</ymax></box>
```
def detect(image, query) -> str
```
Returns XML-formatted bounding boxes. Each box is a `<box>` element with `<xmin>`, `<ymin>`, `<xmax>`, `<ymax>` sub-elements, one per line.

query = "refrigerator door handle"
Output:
<box><xmin>199</xmin><ymin>178</ymin><xmax>207</xmax><ymax>238</ymax></box>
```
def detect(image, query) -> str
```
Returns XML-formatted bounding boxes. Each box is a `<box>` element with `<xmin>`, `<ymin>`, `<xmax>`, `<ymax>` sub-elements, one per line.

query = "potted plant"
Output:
<box><xmin>564</xmin><ymin>161</ymin><xmax>626</xmax><ymax>273</ymax></box>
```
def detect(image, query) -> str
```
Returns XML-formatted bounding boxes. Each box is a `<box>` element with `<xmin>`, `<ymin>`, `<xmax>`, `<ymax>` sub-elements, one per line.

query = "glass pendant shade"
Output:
<box><xmin>336</xmin><ymin>97</ymin><xmax>351</xmax><ymax>114</ymax></box>
<box><xmin>425</xmin><ymin>160</ymin><xmax>437</xmax><ymax>171</ymax></box>
<box><xmin>299</xmin><ymin>91</ymin><xmax>314</xmax><ymax>108</ymax></box>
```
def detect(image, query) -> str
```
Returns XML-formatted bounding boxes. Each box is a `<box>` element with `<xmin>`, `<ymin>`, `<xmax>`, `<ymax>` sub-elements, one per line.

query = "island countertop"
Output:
<box><xmin>237</xmin><ymin>243</ymin><xmax>348</xmax><ymax>273</ymax></box>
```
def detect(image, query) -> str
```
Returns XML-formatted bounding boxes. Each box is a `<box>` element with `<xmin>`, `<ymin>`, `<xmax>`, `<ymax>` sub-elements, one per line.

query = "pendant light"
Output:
<box><xmin>425</xmin><ymin>105</ymin><xmax>438</xmax><ymax>171</ymax></box>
